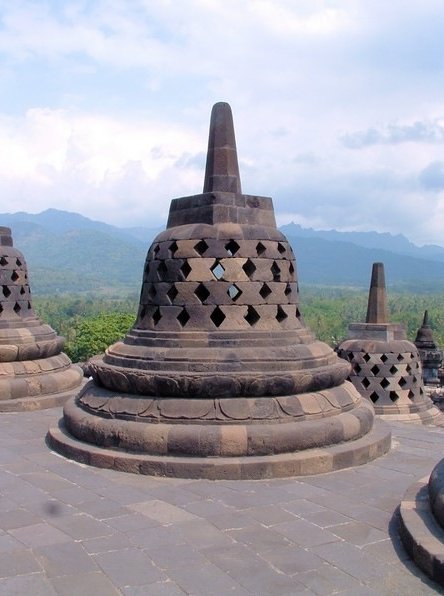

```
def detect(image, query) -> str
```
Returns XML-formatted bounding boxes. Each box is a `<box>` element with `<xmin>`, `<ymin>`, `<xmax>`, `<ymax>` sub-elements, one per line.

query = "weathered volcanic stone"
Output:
<box><xmin>337</xmin><ymin>262</ymin><xmax>443</xmax><ymax>425</ymax></box>
<box><xmin>0</xmin><ymin>227</ymin><xmax>84</xmax><ymax>411</ymax></box>
<box><xmin>48</xmin><ymin>103</ymin><xmax>391</xmax><ymax>479</ymax></box>
<box><xmin>414</xmin><ymin>310</ymin><xmax>442</xmax><ymax>387</ymax></box>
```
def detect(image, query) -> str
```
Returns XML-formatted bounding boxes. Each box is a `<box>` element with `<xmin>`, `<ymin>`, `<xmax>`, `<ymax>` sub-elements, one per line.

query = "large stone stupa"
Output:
<box><xmin>0</xmin><ymin>227</ymin><xmax>84</xmax><ymax>411</ymax></box>
<box><xmin>337</xmin><ymin>262</ymin><xmax>443</xmax><ymax>424</ymax></box>
<box><xmin>48</xmin><ymin>103</ymin><xmax>391</xmax><ymax>479</ymax></box>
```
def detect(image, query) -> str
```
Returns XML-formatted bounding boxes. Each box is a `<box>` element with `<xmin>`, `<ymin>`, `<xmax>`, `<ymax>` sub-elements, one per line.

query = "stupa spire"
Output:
<box><xmin>203</xmin><ymin>102</ymin><xmax>242</xmax><ymax>193</ymax></box>
<box><xmin>366</xmin><ymin>262</ymin><xmax>389</xmax><ymax>324</ymax></box>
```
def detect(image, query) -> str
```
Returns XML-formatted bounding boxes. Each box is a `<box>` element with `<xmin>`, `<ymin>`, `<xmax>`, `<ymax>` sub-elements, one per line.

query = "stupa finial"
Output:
<box><xmin>366</xmin><ymin>262</ymin><xmax>389</xmax><ymax>324</ymax></box>
<box><xmin>423</xmin><ymin>309</ymin><xmax>430</xmax><ymax>326</ymax></box>
<box><xmin>203</xmin><ymin>102</ymin><xmax>242</xmax><ymax>193</ymax></box>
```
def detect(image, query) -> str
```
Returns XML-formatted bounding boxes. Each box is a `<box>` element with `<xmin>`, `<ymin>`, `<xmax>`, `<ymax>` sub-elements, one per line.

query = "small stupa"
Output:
<box><xmin>337</xmin><ymin>262</ymin><xmax>443</xmax><ymax>424</ymax></box>
<box><xmin>48</xmin><ymin>103</ymin><xmax>391</xmax><ymax>479</ymax></box>
<box><xmin>0</xmin><ymin>227</ymin><xmax>84</xmax><ymax>410</ymax></box>
<box><xmin>414</xmin><ymin>311</ymin><xmax>442</xmax><ymax>387</ymax></box>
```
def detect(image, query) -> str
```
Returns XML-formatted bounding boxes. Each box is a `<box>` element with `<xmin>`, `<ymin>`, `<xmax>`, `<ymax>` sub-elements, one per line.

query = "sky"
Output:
<box><xmin>1</xmin><ymin>1</ymin><xmax>444</xmax><ymax>245</ymax></box>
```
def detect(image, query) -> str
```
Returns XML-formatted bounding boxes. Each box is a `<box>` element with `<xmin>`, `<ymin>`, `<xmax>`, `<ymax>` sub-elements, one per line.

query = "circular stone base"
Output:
<box><xmin>0</xmin><ymin>378</ymin><xmax>87</xmax><ymax>412</ymax></box>
<box><xmin>47</xmin><ymin>418</ymin><xmax>391</xmax><ymax>480</ymax></box>
<box><xmin>378</xmin><ymin>404</ymin><xmax>444</xmax><ymax>426</ymax></box>
<box><xmin>399</xmin><ymin>475</ymin><xmax>444</xmax><ymax>586</ymax></box>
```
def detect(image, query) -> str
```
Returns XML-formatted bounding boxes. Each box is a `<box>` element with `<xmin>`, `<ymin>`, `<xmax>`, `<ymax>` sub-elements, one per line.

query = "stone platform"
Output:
<box><xmin>0</xmin><ymin>406</ymin><xmax>442</xmax><ymax>595</ymax></box>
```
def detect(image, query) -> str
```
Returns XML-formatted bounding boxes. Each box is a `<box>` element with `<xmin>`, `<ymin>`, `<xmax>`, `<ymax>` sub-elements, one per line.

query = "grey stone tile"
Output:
<box><xmin>9</xmin><ymin>522</ymin><xmax>71</xmax><ymax>547</ymax></box>
<box><xmin>175</xmin><ymin>519</ymin><xmax>235</xmax><ymax>550</ymax></box>
<box><xmin>245</xmin><ymin>504</ymin><xmax>298</xmax><ymax>526</ymax></box>
<box><xmin>226</xmin><ymin>525</ymin><xmax>291</xmax><ymax>551</ymax></box>
<box><xmin>126</xmin><ymin>524</ymin><xmax>186</xmax><ymax>550</ymax></box>
<box><xmin>0</xmin><ymin>548</ymin><xmax>41</xmax><ymax>577</ymax></box>
<box><xmin>0</xmin><ymin>508</ymin><xmax>41</xmax><ymax>530</ymax></box>
<box><xmin>303</xmin><ymin>509</ymin><xmax>352</xmax><ymax>528</ymax></box>
<box><xmin>143</xmin><ymin>542</ymin><xmax>213</xmax><ymax>571</ymax></box>
<box><xmin>166</xmin><ymin>561</ymin><xmax>251</xmax><ymax>595</ymax></box>
<box><xmin>93</xmin><ymin>548</ymin><xmax>166</xmax><ymax>587</ymax></box>
<box><xmin>18</xmin><ymin>471</ymin><xmax>75</xmax><ymax>492</ymax></box>
<box><xmin>78</xmin><ymin>498</ymin><xmax>125</xmax><ymax>520</ymax></box>
<box><xmin>104</xmin><ymin>512</ymin><xmax>160</xmax><ymax>533</ymax></box>
<box><xmin>297</xmin><ymin>563</ymin><xmax>364</xmax><ymax>594</ymax></box>
<box><xmin>0</xmin><ymin>572</ymin><xmax>58</xmax><ymax>595</ymax></box>
<box><xmin>0</xmin><ymin>533</ymin><xmax>28</xmax><ymax>553</ymax></box>
<box><xmin>128</xmin><ymin>500</ymin><xmax>198</xmax><ymax>524</ymax></box>
<box><xmin>34</xmin><ymin>541</ymin><xmax>99</xmax><ymax>578</ymax></box>
<box><xmin>122</xmin><ymin>581</ymin><xmax>187</xmax><ymax>595</ymax></box>
<box><xmin>259</xmin><ymin>545</ymin><xmax>324</xmax><ymax>575</ymax></box>
<box><xmin>49</xmin><ymin>571</ymin><xmax>120</xmax><ymax>595</ymax></box>
<box><xmin>273</xmin><ymin>518</ymin><xmax>341</xmax><ymax>547</ymax></box>
<box><xmin>82</xmin><ymin>532</ymin><xmax>133</xmax><ymax>555</ymax></box>
<box><xmin>49</xmin><ymin>514</ymin><xmax>113</xmax><ymax>540</ymax></box>
<box><xmin>329</xmin><ymin>521</ymin><xmax>387</xmax><ymax>546</ymax></box>
<box><xmin>310</xmin><ymin>541</ymin><xmax>387</xmax><ymax>583</ymax></box>
<box><xmin>206</xmin><ymin>510</ymin><xmax>260</xmax><ymax>531</ymax></box>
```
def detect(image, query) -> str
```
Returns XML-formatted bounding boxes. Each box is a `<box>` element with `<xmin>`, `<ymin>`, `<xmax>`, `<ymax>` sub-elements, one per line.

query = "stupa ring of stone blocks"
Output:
<box><xmin>0</xmin><ymin>226</ymin><xmax>84</xmax><ymax>411</ymax></box>
<box><xmin>48</xmin><ymin>102</ymin><xmax>391</xmax><ymax>479</ymax></box>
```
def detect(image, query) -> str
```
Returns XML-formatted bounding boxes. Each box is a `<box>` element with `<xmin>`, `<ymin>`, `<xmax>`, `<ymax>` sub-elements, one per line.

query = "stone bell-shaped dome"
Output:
<box><xmin>49</xmin><ymin>103</ymin><xmax>390</xmax><ymax>478</ymax></box>
<box><xmin>414</xmin><ymin>310</ymin><xmax>442</xmax><ymax>386</ymax></box>
<box><xmin>0</xmin><ymin>227</ymin><xmax>84</xmax><ymax>410</ymax></box>
<box><xmin>337</xmin><ymin>263</ymin><xmax>443</xmax><ymax>424</ymax></box>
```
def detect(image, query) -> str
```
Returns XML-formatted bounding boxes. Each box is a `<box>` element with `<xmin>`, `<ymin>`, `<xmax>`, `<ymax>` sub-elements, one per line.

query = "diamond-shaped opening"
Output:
<box><xmin>277</xmin><ymin>242</ymin><xmax>286</xmax><ymax>254</ymax></box>
<box><xmin>271</xmin><ymin>261</ymin><xmax>281</xmax><ymax>282</ymax></box>
<box><xmin>362</xmin><ymin>377</ymin><xmax>371</xmax><ymax>389</ymax></box>
<box><xmin>296</xmin><ymin>307</ymin><xmax>302</xmax><ymax>319</ymax></box>
<box><xmin>259</xmin><ymin>283</ymin><xmax>272</xmax><ymax>299</ymax></box>
<box><xmin>148</xmin><ymin>284</ymin><xmax>157</xmax><ymax>300</ymax></box>
<box><xmin>276</xmin><ymin>305</ymin><xmax>288</xmax><ymax>323</ymax></box>
<box><xmin>0</xmin><ymin>256</ymin><xmax>7</xmax><ymax>266</ymax></box>
<box><xmin>244</xmin><ymin>305</ymin><xmax>260</xmax><ymax>326</ymax></box>
<box><xmin>227</xmin><ymin>284</ymin><xmax>242</xmax><ymax>301</ymax></box>
<box><xmin>380</xmin><ymin>377</ymin><xmax>390</xmax><ymax>389</ymax></box>
<box><xmin>347</xmin><ymin>351</ymin><xmax>355</xmax><ymax>362</ymax></box>
<box><xmin>284</xmin><ymin>283</ymin><xmax>292</xmax><ymax>296</ymax></box>
<box><xmin>225</xmin><ymin>240</ymin><xmax>240</xmax><ymax>256</ymax></box>
<box><xmin>194</xmin><ymin>239</ymin><xmax>208</xmax><ymax>256</ymax></box>
<box><xmin>398</xmin><ymin>377</ymin><xmax>407</xmax><ymax>388</ymax></box>
<box><xmin>2</xmin><ymin>285</ymin><xmax>11</xmax><ymax>298</ymax></box>
<box><xmin>13</xmin><ymin>302</ymin><xmax>21</xmax><ymax>314</ymax></box>
<box><xmin>194</xmin><ymin>283</ymin><xmax>210</xmax><ymax>303</ymax></box>
<box><xmin>180</xmin><ymin>260</ymin><xmax>192</xmax><ymax>279</ymax></box>
<box><xmin>390</xmin><ymin>365</ymin><xmax>398</xmax><ymax>374</ymax></box>
<box><xmin>289</xmin><ymin>263</ymin><xmax>295</xmax><ymax>275</ymax></box>
<box><xmin>242</xmin><ymin>259</ymin><xmax>256</xmax><ymax>279</ymax></box>
<box><xmin>210</xmin><ymin>306</ymin><xmax>226</xmax><ymax>328</ymax></box>
<box><xmin>0</xmin><ymin>304</ymin><xmax>3</xmax><ymax>314</ymax></box>
<box><xmin>211</xmin><ymin>261</ymin><xmax>225</xmax><ymax>280</ymax></box>
<box><xmin>371</xmin><ymin>364</ymin><xmax>380</xmax><ymax>375</ymax></box>
<box><xmin>157</xmin><ymin>261</ymin><xmax>168</xmax><ymax>281</ymax></box>
<box><xmin>27</xmin><ymin>301</ymin><xmax>31</xmax><ymax>309</ymax></box>
<box><xmin>355</xmin><ymin>363</ymin><xmax>362</xmax><ymax>373</ymax></box>
<box><xmin>167</xmin><ymin>284</ymin><xmax>178</xmax><ymax>303</ymax></box>
<box><xmin>15</xmin><ymin>258</ymin><xmax>22</xmax><ymax>267</ymax></box>
<box><xmin>369</xmin><ymin>391</ymin><xmax>379</xmax><ymax>403</ymax></box>
<box><xmin>256</xmin><ymin>242</ymin><xmax>266</xmax><ymax>256</ymax></box>
<box><xmin>20</xmin><ymin>287</ymin><xmax>25</xmax><ymax>295</ymax></box>
<box><xmin>153</xmin><ymin>244</ymin><xmax>160</xmax><ymax>256</ymax></box>
<box><xmin>406</xmin><ymin>364</ymin><xmax>412</xmax><ymax>373</ymax></box>
<box><xmin>152</xmin><ymin>307</ymin><xmax>162</xmax><ymax>325</ymax></box>
<box><xmin>390</xmin><ymin>391</ymin><xmax>399</xmax><ymax>402</ymax></box>
<box><xmin>408</xmin><ymin>390</ymin><xmax>415</xmax><ymax>400</ymax></box>
<box><xmin>380</xmin><ymin>354</ymin><xmax>388</xmax><ymax>363</ymax></box>
<box><xmin>11</xmin><ymin>270</ymin><xmax>19</xmax><ymax>282</ymax></box>
<box><xmin>139</xmin><ymin>306</ymin><xmax>147</xmax><ymax>319</ymax></box>
<box><xmin>363</xmin><ymin>353</ymin><xmax>371</xmax><ymax>363</ymax></box>
<box><xmin>177</xmin><ymin>308</ymin><xmax>190</xmax><ymax>327</ymax></box>
<box><xmin>169</xmin><ymin>241</ymin><xmax>178</xmax><ymax>257</ymax></box>
<box><xmin>397</xmin><ymin>354</ymin><xmax>404</xmax><ymax>362</ymax></box>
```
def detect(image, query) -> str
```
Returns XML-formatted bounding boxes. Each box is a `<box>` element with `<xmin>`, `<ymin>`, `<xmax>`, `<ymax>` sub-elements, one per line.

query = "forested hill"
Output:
<box><xmin>2</xmin><ymin>208</ymin><xmax>444</xmax><ymax>294</ymax></box>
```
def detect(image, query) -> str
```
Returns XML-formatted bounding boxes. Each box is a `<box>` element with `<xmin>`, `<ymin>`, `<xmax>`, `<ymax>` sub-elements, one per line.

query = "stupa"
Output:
<box><xmin>414</xmin><ymin>311</ymin><xmax>442</xmax><ymax>387</ymax></box>
<box><xmin>337</xmin><ymin>262</ymin><xmax>443</xmax><ymax>424</ymax></box>
<box><xmin>0</xmin><ymin>227</ymin><xmax>84</xmax><ymax>411</ymax></box>
<box><xmin>48</xmin><ymin>103</ymin><xmax>391</xmax><ymax>479</ymax></box>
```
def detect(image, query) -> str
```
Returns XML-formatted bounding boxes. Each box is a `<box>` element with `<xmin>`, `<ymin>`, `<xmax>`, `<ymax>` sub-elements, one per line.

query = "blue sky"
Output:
<box><xmin>1</xmin><ymin>1</ymin><xmax>444</xmax><ymax>245</ymax></box>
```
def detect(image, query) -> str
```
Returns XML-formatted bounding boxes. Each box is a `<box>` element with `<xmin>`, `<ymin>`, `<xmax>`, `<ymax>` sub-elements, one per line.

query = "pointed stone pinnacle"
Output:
<box><xmin>203</xmin><ymin>102</ymin><xmax>242</xmax><ymax>194</ymax></box>
<box><xmin>366</xmin><ymin>262</ymin><xmax>389</xmax><ymax>324</ymax></box>
<box><xmin>423</xmin><ymin>310</ymin><xmax>430</xmax><ymax>327</ymax></box>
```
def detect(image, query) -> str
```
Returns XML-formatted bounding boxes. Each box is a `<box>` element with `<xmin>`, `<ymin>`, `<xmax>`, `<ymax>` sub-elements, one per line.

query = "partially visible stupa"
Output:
<box><xmin>0</xmin><ymin>227</ymin><xmax>84</xmax><ymax>410</ymax></box>
<box><xmin>337</xmin><ymin>263</ymin><xmax>443</xmax><ymax>424</ymax></box>
<box><xmin>414</xmin><ymin>311</ymin><xmax>442</xmax><ymax>387</ymax></box>
<box><xmin>49</xmin><ymin>103</ymin><xmax>390</xmax><ymax>479</ymax></box>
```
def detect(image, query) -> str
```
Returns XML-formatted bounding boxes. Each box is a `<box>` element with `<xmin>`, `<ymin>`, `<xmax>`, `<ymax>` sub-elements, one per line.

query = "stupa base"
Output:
<box><xmin>399</xmin><ymin>473</ymin><xmax>444</xmax><ymax>586</ymax></box>
<box><xmin>47</xmin><ymin>418</ymin><xmax>391</xmax><ymax>480</ymax></box>
<box><xmin>377</xmin><ymin>403</ymin><xmax>444</xmax><ymax>426</ymax></box>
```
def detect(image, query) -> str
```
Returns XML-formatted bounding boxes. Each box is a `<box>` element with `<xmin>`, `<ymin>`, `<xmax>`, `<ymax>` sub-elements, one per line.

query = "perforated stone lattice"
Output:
<box><xmin>337</xmin><ymin>348</ymin><xmax>424</xmax><ymax>405</ymax></box>
<box><xmin>136</xmin><ymin>238</ymin><xmax>302</xmax><ymax>331</ymax></box>
<box><xmin>0</xmin><ymin>250</ymin><xmax>33</xmax><ymax>320</ymax></box>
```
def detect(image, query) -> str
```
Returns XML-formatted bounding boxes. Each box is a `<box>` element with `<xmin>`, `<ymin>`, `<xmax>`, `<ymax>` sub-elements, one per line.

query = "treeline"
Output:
<box><xmin>32</xmin><ymin>288</ymin><xmax>444</xmax><ymax>363</ymax></box>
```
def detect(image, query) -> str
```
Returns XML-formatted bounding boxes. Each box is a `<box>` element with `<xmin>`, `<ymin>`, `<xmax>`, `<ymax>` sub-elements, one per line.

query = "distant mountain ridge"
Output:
<box><xmin>2</xmin><ymin>208</ymin><xmax>444</xmax><ymax>293</ymax></box>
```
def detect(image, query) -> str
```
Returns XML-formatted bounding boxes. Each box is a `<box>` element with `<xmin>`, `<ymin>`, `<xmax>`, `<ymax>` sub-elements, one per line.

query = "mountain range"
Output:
<box><xmin>2</xmin><ymin>208</ymin><xmax>444</xmax><ymax>294</ymax></box>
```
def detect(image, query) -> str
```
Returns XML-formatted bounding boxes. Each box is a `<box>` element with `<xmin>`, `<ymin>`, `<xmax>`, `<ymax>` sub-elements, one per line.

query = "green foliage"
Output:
<box><xmin>66</xmin><ymin>312</ymin><xmax>136</xmax><ymax>362</ymax></box>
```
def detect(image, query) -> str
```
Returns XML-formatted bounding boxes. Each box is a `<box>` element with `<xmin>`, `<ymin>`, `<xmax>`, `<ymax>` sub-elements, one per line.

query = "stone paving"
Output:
<box><xmin>0</xmin><ymin>408</ymin><xmax>443</xmax><ymax>595</ymax></box>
